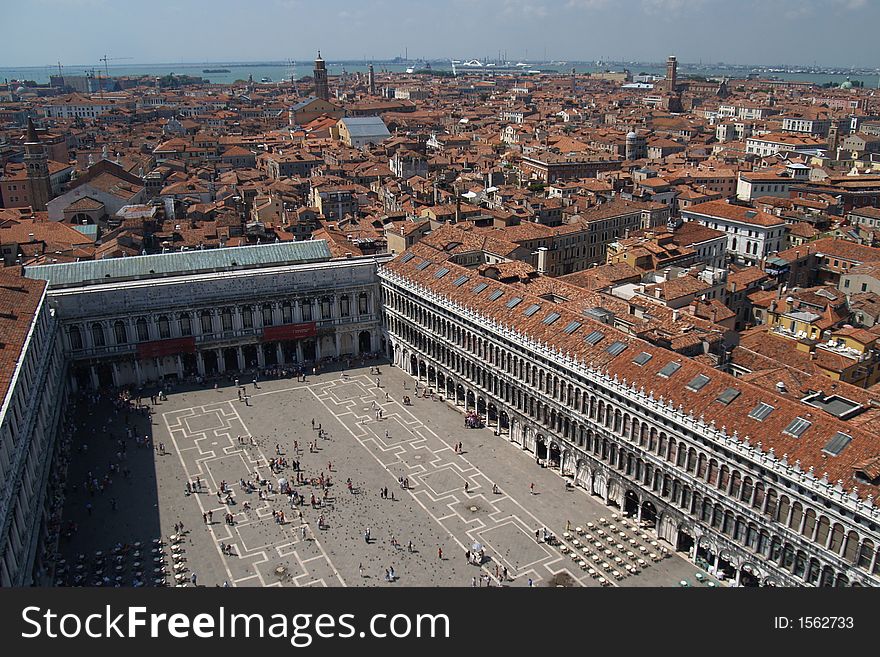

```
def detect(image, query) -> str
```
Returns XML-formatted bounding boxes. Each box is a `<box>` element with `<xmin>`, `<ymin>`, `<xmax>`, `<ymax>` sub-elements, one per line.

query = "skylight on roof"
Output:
<box><xmin>783</xmin><ymin>417</ymin><xmax>811</xmax><ymax>438</ymax></box>
<box><xmin>415</xmin><ymin>260</ymin><xmax>431</xmax><ymax>271</ymax></box>
<box><xmin>543</xmin><ymin>312</ymin><xmax>561</xmax><ymax>325</ymax></box>
<box><xmin>686</xmin><ymin>374</ymin><xmax>710</xmax><ymax>392</ymax></box>
<box><xmin>633</xmin><ymin>352</ymin><xmax>653</xmax><ymax>366</ymax></box>
<box><xmin>400</xmin><ymin>252</ymin><xmax>415</xmax><ymax>263</ymax></box>
<box><xmin>716</xmin><ymin>388</ymin><xmax>741</xmax><ymax>405</ymax></box>
<box><xmin>523</xmin><ymin>303</ymin><xmax>541</xmax><ymax>317</ymax></box>
<box><xmin>748</xmin><ymin>402</ymin><xmax>774</xmax><ymax>421</ymax></box>
<box><xmin>606</xmin><ymin>341</ymin><xmax>627</xmax><ymax>356</ymax></box>
<box><xmin>505</xmin><ymin>297</ymin><xmax>523</xmax><ymax>309</ymax></box>
<box><xmin>585</xmin><ymin>330</ymin><xmax>605</xmax><ymax>345</ymax></box>
<box><xmin>562</xmin><ymin>320</ymin><xmax>581</xmax><ymax>334</ymax></box>
<box><xmin>434</xmin><ymin>267</ymin><xmax>450</xmax><ymax>279</ymax></box>
<box><xmin>472</xmin><ymin>282</ymin><xmax>488</xmax><ymax>294</ymax></box>
<box><xmin>453</xmin><ymin>275</ymin><xmax>469</xmax><ymax>287</ymax></box>
<box><xmin>658</xmin><ymin>362</ymin><xmax>681</xmax><ymax>378</ymax></box>
<box><xmin>823</xmin><ymin>432</ymin><xmax>852</xmax><ymax>456</ymax></box>
<box><xmin>488</xmin><ymin>289</ymin><xmax>504</xmax><ymax>301</ymax></box>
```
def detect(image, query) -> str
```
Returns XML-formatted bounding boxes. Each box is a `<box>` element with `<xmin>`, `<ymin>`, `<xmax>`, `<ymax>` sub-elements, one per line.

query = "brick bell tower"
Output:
<box><xmin>313</xmin><ymin>51</ymin><xmax>330</xmax><ymax>101</ymax></box>
<box><xmin>24</xmin><ymin>117</ymin><xmax>51</xmax><ymax>211</ymax></box>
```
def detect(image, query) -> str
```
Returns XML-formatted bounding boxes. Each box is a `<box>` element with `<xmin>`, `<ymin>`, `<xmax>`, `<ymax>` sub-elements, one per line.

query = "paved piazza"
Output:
<box><xmin>58</xmin><ymin>361</ymin><xmax>718</xmax><ymax>588</ymax></box>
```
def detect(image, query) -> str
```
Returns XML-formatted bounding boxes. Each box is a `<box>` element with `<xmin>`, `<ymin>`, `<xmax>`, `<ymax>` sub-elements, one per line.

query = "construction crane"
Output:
<box><xmin>95</xmin><ymin>55</ymin><xmax>131</xmax><ymax>98</ymax></box>
<box><xmin>99</xmin><ymin>54</ymin><xmax>132</xmax><ymax>78</ymax></box>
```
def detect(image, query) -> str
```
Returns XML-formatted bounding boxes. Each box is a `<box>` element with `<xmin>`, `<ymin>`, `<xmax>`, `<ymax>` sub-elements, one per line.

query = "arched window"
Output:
<box><xmin>359</xmin><ymin>292</ymin><xmax>369</xmax><ymax>315</ymax></box>
<box><xmin>241</xmin><ymin>306</ymin><xmax>254</xmax><ymax>329</ymax></box>
<box><xmin>221</xmin><ymin>308</ymin><xmax>233</xmax><ymax>331</ymax></box>
<box><xmin>179</xmin><ymin>314</ymin><xmax>192</xmax><ymax>336</ymax></box>
<box><xmin>858</xmin><ymin>540</ymin><xmax>875</xmax><ymax>570</ymax></box>
<box><xmin>158</xmin><ymin>315</ymin><xmax>170</xmax><ymax>339</ymax></box>
<box><xmin>136</xmin><ymin>318</ymin><xmax>149</xmax><ymax>341</ymax></box>
<box><xmin>69</xmin><ymin>325</ymin><xmax>83</xmax><ymax>350</ymax></box>
<box><xmin>200</xmin><ymin>311</ymin><xmax>213</xmax><ymax>334</ymax></box>
<box><xmin>815</xmin><ymin>516</ymin><xmax>831</xmax><ymax>547</ymax></box>
<box><xmin>114</xmin><ymin>320</ymin><xmax>127</xmax><ymax>344</ymax></box>
<box><xmin>262</xmin><ymin>304</ymin><xmax>274</xmax><ymax>326</ymax></box>
<box><xmin>91</xmin><ymin>322</ymin><xmax>105</xmax><ymax>347</ymax></box>
<box><xmin>339</xmin><ymin>295</ymin><xmax>350</xmax><ymax>317</ymax></box>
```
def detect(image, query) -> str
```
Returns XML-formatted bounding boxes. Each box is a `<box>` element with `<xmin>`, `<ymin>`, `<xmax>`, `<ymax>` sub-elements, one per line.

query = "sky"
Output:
<box><xmin>3</xmin><ymin>0</ymin><xmax>879</xmax><ymax>68</ymax></box>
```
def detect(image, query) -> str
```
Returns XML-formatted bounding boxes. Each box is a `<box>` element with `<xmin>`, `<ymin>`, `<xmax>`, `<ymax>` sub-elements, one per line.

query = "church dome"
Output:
<box><xmin>626</xmin><ymin>131</ymin><xmax>638</xmax><ymax>140</ymax></box>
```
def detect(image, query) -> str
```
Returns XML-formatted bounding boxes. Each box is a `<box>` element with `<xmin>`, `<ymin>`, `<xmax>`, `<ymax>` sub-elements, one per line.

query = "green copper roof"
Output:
<box><xmin>25</xmin><ymin>240</ymin><xmax>332</xmax><ymax>288</ymax></box>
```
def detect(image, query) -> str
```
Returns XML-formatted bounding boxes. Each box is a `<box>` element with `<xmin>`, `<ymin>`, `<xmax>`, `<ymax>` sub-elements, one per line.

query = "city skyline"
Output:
<box><xmin>3</xmin><ymin>0</ymin><xmax>880</xmax><ymax>69</ymax></box>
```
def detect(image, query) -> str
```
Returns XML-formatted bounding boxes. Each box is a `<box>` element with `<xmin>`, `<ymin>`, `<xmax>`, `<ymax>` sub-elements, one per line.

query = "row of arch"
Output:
<box><xmin>382</xmin><ymin>285</ymin><xmax>880</xmax><ymax>586</ymax></box>
<box><xmin>65</xmin><ymin>292</ymin><xmax>373</xmax><ymax>352</ymax></box>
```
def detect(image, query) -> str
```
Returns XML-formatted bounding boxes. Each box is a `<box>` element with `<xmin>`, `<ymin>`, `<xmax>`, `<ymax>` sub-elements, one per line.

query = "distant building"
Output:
<box><xmin>334</xmin><ymin>116</ymin><xmax>391</xmax><ymax>149</ymax></box>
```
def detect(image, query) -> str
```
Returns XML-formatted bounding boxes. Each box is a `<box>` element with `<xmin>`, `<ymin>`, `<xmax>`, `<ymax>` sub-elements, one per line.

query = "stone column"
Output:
<box><xmin>334</xmin><ymin>332</ymin><xmax>340</xmax><ymax>358</ymax></box>
<box><xmin>216</xmin><ymin>349</ymin><xmax>226</xmax><ymax>373</ymax></box>
<box><xmin>89</xmin><ymin>366</ymin><xmax>100</xmax><ymax>389</ymax></box>
<box><xmin>276</xmin><ymin>343</ymin><xmax>284</xmax><ymax>365</ymax></box>
<box><xmin>315</xmin><ymin>339</ymin><xmax>322</xmax><ymax>361</ymax></box>
<box><xmin>111</xmin><ymin>362</ymin><xmax>121</xmax><ymax>388</ymax></box>
<box><xmin>256</xmin><ymin>344</ymin><xmax>266</xmax><ymax>368</ymax></box>
<box><xmin>196</xmin><ymin>352</ymin><xmax>205</xmax><ymax>376</ymax></box>
<box><xmin>176</xmin><ymin>355</ymin><xmax>184</xmax><ymax>378</ymax></box>
<box><xmin>237</xmin><ymin>346</ymin><xmax>245</xmax><ymax>370</ymax></box>
<box><xmin>296</xmin><ymin>341</ymin><xmax>304</xmax><ymax>363</ymax></box>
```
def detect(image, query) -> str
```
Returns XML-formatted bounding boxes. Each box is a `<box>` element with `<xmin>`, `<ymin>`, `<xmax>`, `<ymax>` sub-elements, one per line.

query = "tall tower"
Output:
<box><xmin>313</xmin><ymin>51</ymin><xmax>330</xmax><ymax>101</ymax></box>
<box><xmin>827</xmin><ymin>120</ymin><xmax>840</xmax><ymax>157</ymax></box>
<box><xmin>625</xmin><ymin>131</ymin><xmax>638</xmax><ymax>161</ymax></box>
<box><xmin>368</xmin><ymin>63</ymin><xmax>376</xmax><ymax>96</ymax></box>
<box><xmin>24</xmin><ymin>118</ymin><xmax>51</xmax><ymax>212</ymax></box>
<box><xmin>665</xmin><ymin>55</ymin><xmax>678</xmax><ymax>94</ymax></box>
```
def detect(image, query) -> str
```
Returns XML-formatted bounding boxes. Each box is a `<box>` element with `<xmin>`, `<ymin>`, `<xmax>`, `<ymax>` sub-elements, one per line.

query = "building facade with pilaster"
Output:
<box><xmin>379</xmin><ymin>243</ymin><xmax>880</xmax><ymax>588</ymax></box>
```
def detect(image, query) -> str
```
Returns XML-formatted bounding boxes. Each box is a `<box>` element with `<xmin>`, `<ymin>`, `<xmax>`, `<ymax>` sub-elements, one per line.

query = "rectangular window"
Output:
<box><xmin>505</xmin><ymin>297</ymin><xmax>523</xmax><ymax>309</ymax></box>
<box><xmin>658</xmin><ymin>362</ymin><xmax>681</xmax><ymax>378</ymax></box>
<box><xmin>301</xmin><ymin>302</ymin><xmax>312</xmax><ymax>322</ymax></box>
<box><xmin>633</xmin><ymin>352</ymin><xmax>652</xmax><ymax>366</ymax></box>
<box><xmin>523</xmin><ymin>304</ymin><xmax>541</xmax><ymax>317</ymax></box>
<box><xmin>783</xmin><ymin>417</ymin><xmax>811</xmax><ymax>438</ymax></box>
<box><xmin>748</xmin><ymin>402</ymin><xmax>774</xmax><ymax>421</ymax></box>
<box><xmin>606</xmin><ymin>341</ymin><xmax>627</xmax><ymax>356</ymax></box>
<box><xmin>585</xmin><ymin>330</ymin><xmax>604</xmax><ymax>345</ymax></box>
<box><xmin>542</xmin><ymin>312</ymin><xmax>561</xmax><ymax>325</ymax></box>
<box><xmin>562</xmin><ymin>321</ymin><xmax>581</xmax><ymax>334</ymax></box>
<box><xmin>823</xmin><ymin>432</ymin><xmax>852</xmax><ymax>456</ymax></box>
<box><xmin>686</xmin><ymin>374</ymin><xmax>711</xmax><ymax>391</ymax></box>
<box><xmin>716</xmin><ymin>388</ymin><xmax>741</xmax><ymax>405</ymax></box>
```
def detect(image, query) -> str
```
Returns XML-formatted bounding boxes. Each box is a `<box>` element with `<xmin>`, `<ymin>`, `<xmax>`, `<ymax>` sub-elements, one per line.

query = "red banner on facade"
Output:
<box><xmin>136</xmin><ymin>337</ymin><xmax>196</xmax><ymax>359</ymax></box>
<box><xmin>262</xmin><ymin>322</ymin><xmax>317</xmax><ymax>342</ymax></box>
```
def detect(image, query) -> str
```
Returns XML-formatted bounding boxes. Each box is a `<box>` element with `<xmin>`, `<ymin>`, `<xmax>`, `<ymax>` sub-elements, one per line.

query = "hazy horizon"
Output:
<box><xmin>3</xmin><ymin>0</ymin><xmax>880</xmax><ymax>70</ymax></box>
